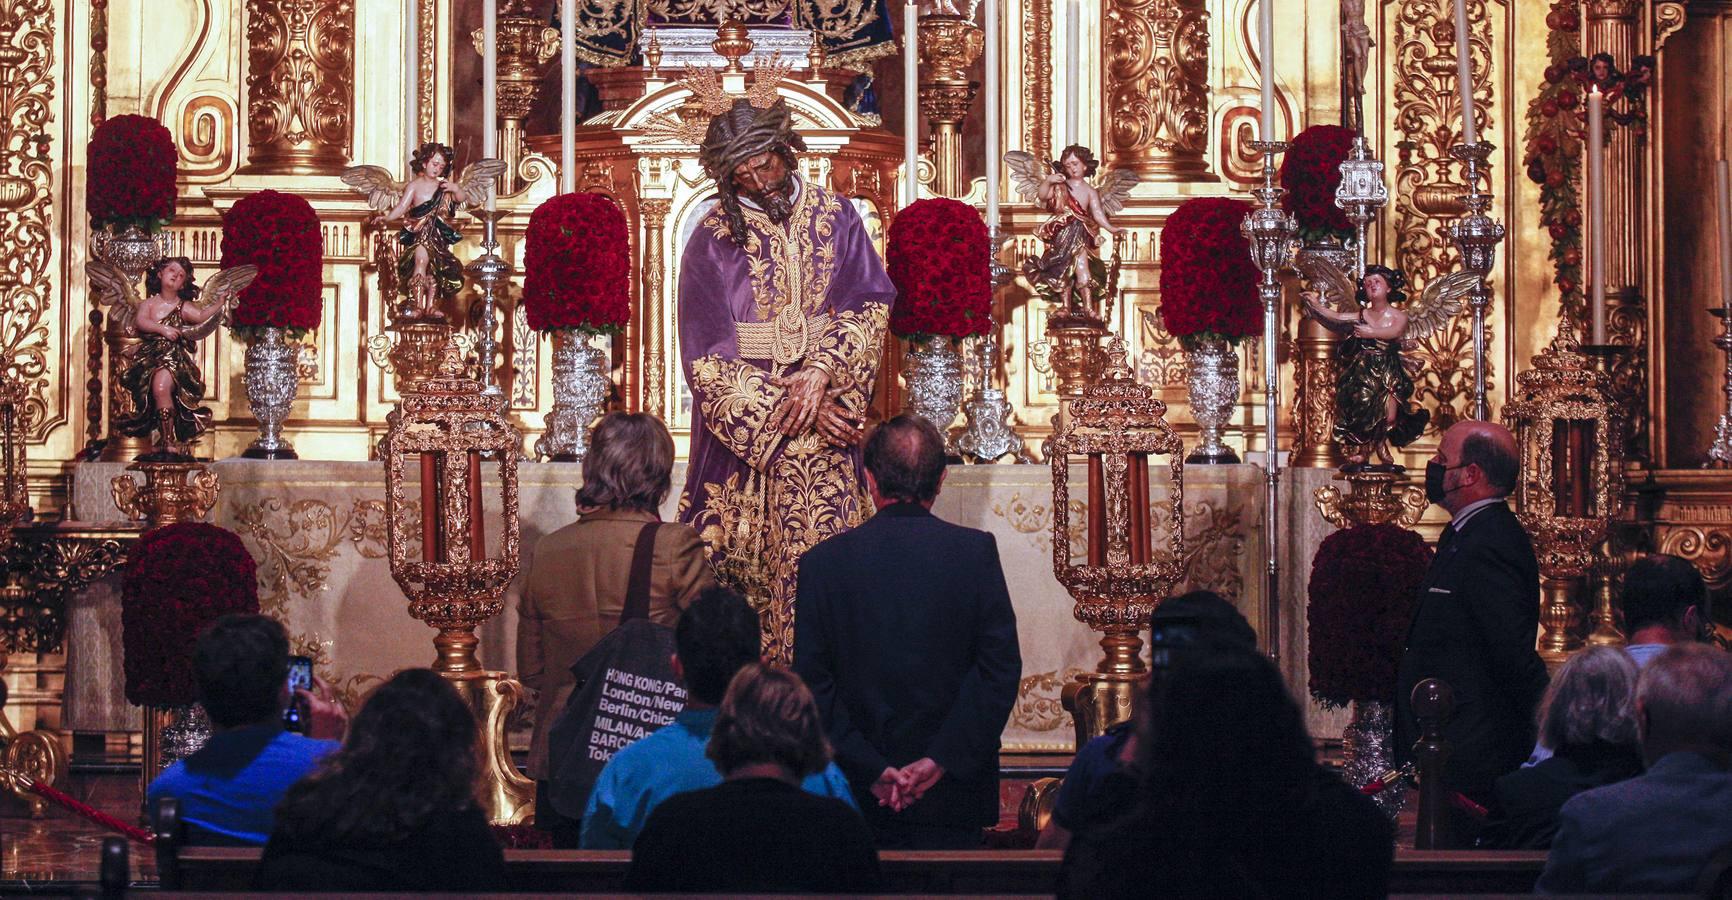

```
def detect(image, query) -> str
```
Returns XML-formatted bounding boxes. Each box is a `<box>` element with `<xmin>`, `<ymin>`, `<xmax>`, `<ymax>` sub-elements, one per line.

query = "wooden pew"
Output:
<box><xmin>159</xmin><ymin>843</ymin><xmax>1546</xmax><ymax>895</ymax></box>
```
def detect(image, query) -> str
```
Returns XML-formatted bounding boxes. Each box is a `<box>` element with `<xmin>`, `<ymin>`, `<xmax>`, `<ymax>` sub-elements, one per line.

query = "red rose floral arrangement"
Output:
<box><xmin>87</xmin><ymin>114</ymin><xmax>178</xmax><ymax>232</ymax></box>
<box><xmin>1158</xmin><ymin>197</ymin><xmax>1260</xmax><ymax>345</ymax></box>
<box><xmin>1280</xmin><ymin>125</ymin><xmax>1356</xmax><ymax>245</ymax></box>
<box><xmin>1306</xmin><ymin>522</ymin><xmax>1432</xmax><ymax>707</ymax></box>
<box><xmin>220</xmin><ymin>189</ymin><xmax>325</xmax><ymax>340</ymax></box>
<box><xmin>522</xmin><ymin>192</ymin><xmax>631</xmax><ymax>334</ymax></box>
<box><xmin>121</xmin><ymin>522</ymin><xmax>260</xmax><ymax>707</ymax></box>
<box><xmin>887</xmin><ymin>198</ymin><xmax>991</xmax><ymax>339</ymax></box>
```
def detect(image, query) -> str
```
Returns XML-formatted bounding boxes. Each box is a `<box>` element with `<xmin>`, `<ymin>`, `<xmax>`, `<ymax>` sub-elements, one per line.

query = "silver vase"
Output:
<box><xmin>92</xmin><ymin>223</ymin><xmax>170</xmax><ymax>281</ymax></box>
<box><xmin>1341</xmin><ymin>699</ymin><xmax>1405</xmax><ymax>820</ymax></box>
<box><xmin>1184</xmin><ymin>335</ymin><xmax>1242</xmax><ymax>464</ymax></box>
<box><xmin>241</xmin><ymin>327</ymin><xmax>299</xmax><ymax>459</ymax></box>
<box><xmin>904</xmin><ymin>336</ymin><xmax>964</xmax><ymax>450</ymax></box>
<box><xmin>535</xmin><ymin>330</ymin><xmax>610</xmax><ymax>462</ymax></box>
<box><xmin>957</xmin><ymin>334</ymin><xmax>1027</xmax><ymax>463</ymax></box>
<box><xmin>159</xmin><ymin>704</ymin><xmax>212</xmax><ymax>769</ymax></box>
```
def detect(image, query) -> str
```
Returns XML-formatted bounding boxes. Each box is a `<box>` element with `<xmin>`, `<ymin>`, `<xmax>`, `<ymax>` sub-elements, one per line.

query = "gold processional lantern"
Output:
<box><xmin>1046</xmin><ymin>336</ymin><xmax>1184</xmax><ymax>747</ymax></box>
<box><xmin>0</xmin><ymin>379</ymin><xmax>30</xmax><ymax>554</ymax></box>
<box><xmin>380</xmin><ymin>348</ymin><xmax>534</xmax><ymax>823</ymax></box>
<box><xmin>1502</xmin><ymin>325</ymin><xmax>1618</xmax><ymax>666</ymax></box>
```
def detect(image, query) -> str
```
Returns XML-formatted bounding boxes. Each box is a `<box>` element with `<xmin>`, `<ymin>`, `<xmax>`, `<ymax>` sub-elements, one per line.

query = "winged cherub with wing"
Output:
<box><xmin>340</xmin><ymin>143</ymin><xmax>506</xmax><ymax>319</ymax></box>
<box><xmin>1005</xmin><ymin>145</ymin><xmax>1137</xmax><ymax>316</ymax></box>
<box><xmin>86</xmin><ymin>256</ymin><xmax>257</xmax><ymax>461</ymax></box>
<box><xmin>1299</xmin><ymin>259</ymin><xmax>1478</xmax><ymax>469</ymax></box>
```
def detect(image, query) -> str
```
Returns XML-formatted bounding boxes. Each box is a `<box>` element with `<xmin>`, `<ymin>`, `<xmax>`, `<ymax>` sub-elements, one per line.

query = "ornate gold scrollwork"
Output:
<box><xmin>241</xmin><ymin>0</ymin><xmax>355</xmax><ymax>175</ymax></box>
<box><xmin>0</xmin><ymin>0</ymin><xmax>54</xmax><ymax>441</ymax></box>
<box><xmin>110</xmin><ymin>461</ymin><xmax>221</xmax><ymax>527</ymax></box>
<box><xmin>1102</xmin><ymin>0</ymin><xmax>1211</xmax><ymax>179</ymax></box>
<box><xmin>1021</xmin><ymin>0</ymin><xmax>1053</xmax><ymax>161</ymax></box>
<box><xmin>1392</xmin><ymin>0</ymin><xmax>1496</xmax><ymax>435</ymax></box>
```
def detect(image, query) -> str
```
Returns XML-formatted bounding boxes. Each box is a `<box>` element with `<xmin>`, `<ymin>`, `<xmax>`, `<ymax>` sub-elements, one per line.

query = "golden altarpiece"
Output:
<box><xmin>0</xmin><ymin>0</ymin><xmax>1730</xmax><ymax>760</ymax></box>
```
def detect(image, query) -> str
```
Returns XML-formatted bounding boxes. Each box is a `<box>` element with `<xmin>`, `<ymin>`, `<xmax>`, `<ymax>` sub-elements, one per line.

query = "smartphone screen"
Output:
<box><xmin>284</xmin><ymin>656</ymin><xmax>314</xmax><ymax>732</ymax></box>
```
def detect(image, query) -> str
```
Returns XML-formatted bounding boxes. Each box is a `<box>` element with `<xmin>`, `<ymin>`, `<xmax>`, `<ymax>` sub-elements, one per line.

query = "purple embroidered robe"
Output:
<box><xmin>676</xmin><ymin>181</ymin><xmax>893</xmax><ymax>662</ymax></box>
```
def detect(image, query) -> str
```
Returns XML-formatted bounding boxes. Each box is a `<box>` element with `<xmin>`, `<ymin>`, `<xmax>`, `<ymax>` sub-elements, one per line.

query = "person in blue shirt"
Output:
<box><xmin>147</xmin><ymin>614</ymin><xmax>347</xmax><ymax>845</ymax></box>
<box><xmin>580</xmin><ymin>587</ymin><xmax>853</xmax><ymax>848</ymax></box>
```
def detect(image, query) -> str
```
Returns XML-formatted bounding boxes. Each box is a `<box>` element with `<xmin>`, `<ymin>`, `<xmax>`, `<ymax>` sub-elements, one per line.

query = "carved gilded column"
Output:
<box><xmin>472</xmin><ymin>0</ymin><xmax>557</xmax><ymax>194</ymax></box>
<box><xmin>640</xmin><ymin>199</ymin><xmax>671</xmax><ymax>420</ymax></box>
<box><xmin>917</xmin><ymin>15</ymin><xmax>984</xmax><ymax>198</ymax></box>
<box><xmin>1585</xmin><ymin>0</ymin><xmax>1648</xmax><ymax>460</ymax></box>
<box><xmin>1021</xmin><ymin>0</ymin><xmax>1053</xmax><ymax>160</ymax></box>
<box><xmin>1102</xmin><ymin>0</ymin><xmax>1211</xmax><ymax>180</ymax></box>
<box><xmin>240</xmin><ymin>0</ymin><xmax>355</xmax><ymax>175</ymax></box>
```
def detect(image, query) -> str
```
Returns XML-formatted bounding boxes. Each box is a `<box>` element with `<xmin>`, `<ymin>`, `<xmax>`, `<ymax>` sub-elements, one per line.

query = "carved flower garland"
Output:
<box><xmin>121</xmin><ymin>523</ymin><xmax>261</xmax><ymax>707</ymax></box>
<box><xmin>1280</xmin><ymin>125</ymin><xmax>1356</xmax><ymax>245</ymax></box>
<box><xmin>1158</xmin><ymin>197</ymin><xmax>1260</xmax><ymax>346</ymax></box>
<box><xmin>1306</xmin><ymin>522</ymin><xmax>1432</xmax><ymax>707</ymax></box>
<box><xmin>1521</xmin><ymin>0</ymin><xmax>1651</xmax><ymax>325</ymax></box>
<box><xmin>221</xmin><ymin>190</ymin><xmax>325</xmax><ymax>340</ymax></box>
<box><xmin>87</xmin><ymin>114</ymin><xmax>178</xmax><ymax>233</ymax></box>
<box><xmin>523</xmin><ymin>192</ymin><xmax>631</xmax><ymax>334</ymax></box>
<box><xmin>887</xmin><ymin>198</ymin><xmax>992</xmax><ymax>340</ymax></box>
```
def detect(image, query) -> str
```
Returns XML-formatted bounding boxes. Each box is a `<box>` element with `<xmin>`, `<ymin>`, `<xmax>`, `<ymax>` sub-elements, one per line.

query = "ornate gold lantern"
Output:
<box><xmin>1045</xmin><ymin>337</ymin><xmax>1184</xmax><ymax>746</ymax></box>
<box><xmin>380</xmin><ymin>347</ymin><xmax>533</xmax><ymax>823</ymax></box>
<box><xmin>0</xmin><ymin>378</ymin><xmax>31</xmax><ymax>554</ymax></box>
<box><xmin>1502</xmin><ymin>325</ymin><xmax>1618</xmax><ymax>665</ymax></box>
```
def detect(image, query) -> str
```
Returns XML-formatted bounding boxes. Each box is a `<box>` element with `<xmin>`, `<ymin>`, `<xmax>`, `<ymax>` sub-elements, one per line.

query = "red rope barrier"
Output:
<box><xmin>22</xmin><ymin>778</ymin><xmax>155</xmax><ymax>845</ymax></box>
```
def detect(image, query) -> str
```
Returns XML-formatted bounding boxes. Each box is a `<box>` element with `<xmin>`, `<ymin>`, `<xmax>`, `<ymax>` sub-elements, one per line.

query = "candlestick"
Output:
<box><xmin>560</xmin><ymin>0</ymin><xmax>575</xmax><ymax>193</ymax></box>
<box><xmin>1065</xmin><ymin>0</ymin><xmax>1080</xmax><ymax>146</ymax></box>
<box><xmin>904</xmin><ymin>2</ymin><xmax>918</xmax><ymax>203</ymax></box>
<box><xmin>1258</xmin><ymin>0</ymin><xmax>1274</xmax><ymax>140</ymax></box>
<box><xmin>1718</xmin><ymin>160</ymin><xmax>1731</xmax><ymax>310</ymax></box>
<box><xmin>1453</xmin><ymin>0</ymin><xmax>1476</xmax><ymax>146</ymax></box>
<box><xmin>421</xmin><ymin>452</ymin><xmax>440</xmax><ymax>562</ymax></box>
<box><xmin>1588</xmin><ymin>86</ymin><xmax>1605</xmax><ymax>344</ymax></box>
<box><xmin>467</xmin><ymin>450</ymin><xmax>485</xmax><ymax>561</ymax></box>
<box><xmin>482</xmin><ymin>0</ymin><xmax>499</xmax><ymax>211</ymax></box>
<box><xmin>984</xmin><ymin>0</ymin><xmax>999</xmax><ymax>229</ymax></box>
<box><xmin>406</xmin><ymin>1</ymin><xmax>418</xmax><ymax>146</ymax></box>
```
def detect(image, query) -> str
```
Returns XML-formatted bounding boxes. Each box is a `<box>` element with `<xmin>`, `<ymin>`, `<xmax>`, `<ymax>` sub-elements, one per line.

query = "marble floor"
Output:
<box><xmin>1</xmin><ymin>762</ymin><xmax>154</xmax><ymax>889</ymax></box>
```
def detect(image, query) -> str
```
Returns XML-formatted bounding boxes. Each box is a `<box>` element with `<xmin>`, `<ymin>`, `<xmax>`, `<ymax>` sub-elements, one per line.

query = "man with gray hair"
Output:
<box><xmin>676</xmin><ymin>96</ymin><xmax>895</xmax><ymax>664</ymax></box>
<box><xmin>1537</xmin><ymin>643</ymin><xmax>1732</xmax><ymax>893</ymax></box>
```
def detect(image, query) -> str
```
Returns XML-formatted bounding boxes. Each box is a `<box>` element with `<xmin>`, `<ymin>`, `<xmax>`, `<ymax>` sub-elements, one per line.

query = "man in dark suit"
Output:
<box><xmin>793</xmin><ymin>414</ymin><xmax>1022</xmax><ymax>849</ymax></box>
<box><xmin>1396</xmin><ymin>420</ymin><xmax>1550</xmax><ymax>833</ymax></box>
<box><xmin>1537</xmin><ymin>643</ymin><xmax>1732</xmax><ymax>893</ymax></box>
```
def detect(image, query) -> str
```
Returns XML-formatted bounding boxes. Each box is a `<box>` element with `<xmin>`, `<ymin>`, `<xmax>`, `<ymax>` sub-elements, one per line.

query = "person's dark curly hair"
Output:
<box><xmin>1356</xmin><ymin>264</ymin><xmax>1408</xmax><ymax>307</ymax></box>
<box><xmin>675</xmin><ymin>587</ymin><xmax>762</xmax><ymax>706</ymax></box>
<box><xmin>271</xmin><ymin>668</ymin><xmax>479</xmax><ymax>846</ymax></box>
<box><xmin>1054</xmin><ymin>145</ymin><xmax>1101</xmax><ymax>178</ymax></box>
<box><xmin>145</xmin><ymin>257</ymin><xmax>200</xmax><ymax>302</ymax></box>
<box><xmin>409</xmin><ymin>142</ymin><xmax>455</xmax><ymax>176</ymax></box>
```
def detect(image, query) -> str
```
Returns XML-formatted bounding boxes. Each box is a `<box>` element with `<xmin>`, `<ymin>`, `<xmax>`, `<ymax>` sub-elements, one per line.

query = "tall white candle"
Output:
<box><xmin>1453</xmin><ymin>0</ymin><xmax>1476</xmax><ymax>146</ymax></box>
<box><xmin>483</xmin><ymin>0</ymin><xmax>499</xmax><ymax>211</ymax></box>
<box><xmin>406</xmin><ymin>1</ymin><xmax>418</xmax><ymax>147</ymax></box>
<box><xmin>1588</xmin><ymin>85</ymin><xmax>1605</xmax><ymax>343</ymax></box>
<box><xmin>904</xmin><ymin>2</ymin><xmax>918</xmax><ymax>203</ymax></box>
<box><xmin>1258</xmin><ymin>0</ymin><xmax>1273</xmax><ymax>140</ymax></box>
<box><xmin>560</xmin><ymin>0</ymin><xmax>575</xmax><ymax>193</ymax></box>
<box><xmin>1065</xmin><ymin>0</ymin><xmax>1080</xmax><ymax>146</ymax></box>
<box><xmin>1717</xmin><ymin>160</ymin><xmax>1731</xmax><ymax>311</ymax></box>
<box><xmin>985</xmin><ymin>0</ymin><xmax>999</xmax><ymax>229</ymax></box>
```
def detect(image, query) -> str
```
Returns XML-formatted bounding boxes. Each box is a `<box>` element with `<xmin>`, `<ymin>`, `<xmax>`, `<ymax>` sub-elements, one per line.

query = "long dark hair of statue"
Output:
<box><xmin>715</xmin><ymin>142</ymin><xmax>803</xmax><ymax>248</ymax></box>
<box><xmin>145</xmin><ymin>257</ymin><xmax>201</xmax><ymax>303</ymax></box>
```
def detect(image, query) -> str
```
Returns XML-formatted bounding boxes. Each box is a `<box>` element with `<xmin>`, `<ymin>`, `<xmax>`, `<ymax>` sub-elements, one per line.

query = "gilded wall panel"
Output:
<box><xmin>146</xmin><ymin>0</ymin><xmax>242</xmax><ymax>181</ymax></box>
<box><xmin>0</xmin><ymin>0</ymin><xmax>62</xmax><ymax>443</ymax></box>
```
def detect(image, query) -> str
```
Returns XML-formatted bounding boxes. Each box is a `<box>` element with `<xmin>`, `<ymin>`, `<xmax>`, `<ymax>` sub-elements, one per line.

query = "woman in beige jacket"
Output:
<box><xmin>516</xmin><ymin>412</ymin><xmax>716</xmax><ymax>845</ymax></box>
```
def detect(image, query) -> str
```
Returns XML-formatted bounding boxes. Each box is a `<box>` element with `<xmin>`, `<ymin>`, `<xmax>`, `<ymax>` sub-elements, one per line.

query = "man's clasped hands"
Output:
<box><xmin>767</xmin><ymin>367</ymin><xmax>865</xmax><ymax>448</ymax></box>
<box><xmin>869</xmin><ymin>758</ymin><xmax>945</xmax><ymax>813</ymax></box>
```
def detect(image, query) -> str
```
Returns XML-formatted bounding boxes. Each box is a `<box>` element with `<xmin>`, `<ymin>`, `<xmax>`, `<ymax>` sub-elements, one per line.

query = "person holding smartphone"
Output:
<box><xmin>147</xmin><ymin>614</ymin><xmax>349</xmax><ymax>845</ymax></box>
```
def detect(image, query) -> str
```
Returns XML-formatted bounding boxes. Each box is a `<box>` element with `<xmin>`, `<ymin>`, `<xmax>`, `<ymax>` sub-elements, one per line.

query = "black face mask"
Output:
<box><xmin>1425</xmin><ymin>461</ymin><xmax>1462</xmax><ymax>506</ymax></box>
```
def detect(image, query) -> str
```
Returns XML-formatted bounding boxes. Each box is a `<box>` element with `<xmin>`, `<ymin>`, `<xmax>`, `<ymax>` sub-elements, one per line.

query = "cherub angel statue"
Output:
<box><xmin>1006</xmin><ymin>145</ymin><xmax>1137</xmax><ymax>317</ymax></box>
<box><xmin>340</xmin><ymin>143</ymin><xmax>506</xmax><ymax>319</ymax></box>
<box><xmin>86</xmin><ymin>256</ymin><xmax>258</xmax><ymax>461</ymax></box>
<box><xmin>1298</xmin><ymin>260</ymin><xmax>1478</xmax><ymax>470</ymax></box>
